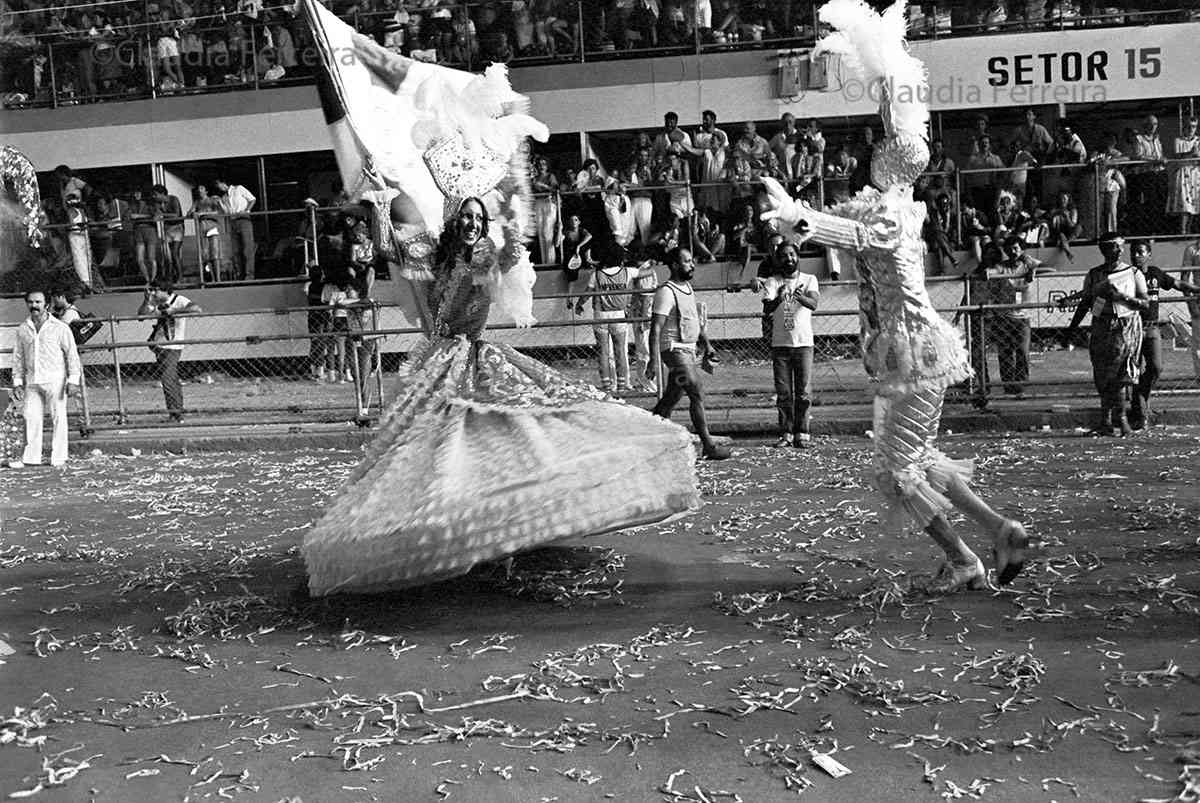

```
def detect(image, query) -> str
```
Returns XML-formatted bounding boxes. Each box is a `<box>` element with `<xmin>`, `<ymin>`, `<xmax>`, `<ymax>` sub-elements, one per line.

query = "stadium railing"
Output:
<box><xmin>3</xmin><ymin>1</ymin><xmax>1196</xmax><ymax>109</ymax></box>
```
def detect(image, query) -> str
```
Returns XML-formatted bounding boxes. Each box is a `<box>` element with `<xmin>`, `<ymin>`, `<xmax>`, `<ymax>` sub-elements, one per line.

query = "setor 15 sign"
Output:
<box><xmin>986</xmin><ymin>47</ymin><xmax>1161</xmax><ymax>86</ymax></box>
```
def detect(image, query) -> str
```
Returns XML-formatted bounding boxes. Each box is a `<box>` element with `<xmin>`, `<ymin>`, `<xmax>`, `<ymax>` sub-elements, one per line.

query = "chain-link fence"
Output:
<box><xmin>4</xmin><ymin>274</ymin><xmax>1197</xmax><ymax>433</ymax></box>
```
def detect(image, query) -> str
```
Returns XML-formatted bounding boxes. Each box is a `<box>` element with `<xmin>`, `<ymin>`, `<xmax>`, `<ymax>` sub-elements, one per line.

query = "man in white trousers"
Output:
<box><xmin>9</xmin><ymin>290</ymin><xmax>81</xmax><ymax>468</ymax></box>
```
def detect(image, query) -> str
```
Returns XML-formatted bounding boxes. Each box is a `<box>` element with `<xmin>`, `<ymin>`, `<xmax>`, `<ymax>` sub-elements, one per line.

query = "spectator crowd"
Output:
<box><xmin>27</xmin><ymin>164</ymin><xmax>265</xmax><ymax>294</ymax></box>
<box><xmin>3</xmin><ymin>0</ymin><xmax>1197</xmax><ymax>107</ymax></box>
<box><xmin>527</xmin><ymin>108</ymin><xmax>1200</xmax><ymax>281</ymax></box>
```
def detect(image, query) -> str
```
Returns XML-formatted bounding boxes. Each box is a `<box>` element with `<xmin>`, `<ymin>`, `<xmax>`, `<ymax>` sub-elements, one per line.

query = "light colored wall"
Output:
<box><xmin>4</xmin><ymin>23</ymin><xmax>1197</xmax><ymax>170</ymax></box>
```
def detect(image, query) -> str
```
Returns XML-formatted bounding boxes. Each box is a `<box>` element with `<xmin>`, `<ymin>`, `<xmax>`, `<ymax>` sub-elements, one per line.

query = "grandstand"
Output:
<box><xmin>2</xmin><ymin>1</ymin><xmax>1200</xmax><ymax>425</ymax></box>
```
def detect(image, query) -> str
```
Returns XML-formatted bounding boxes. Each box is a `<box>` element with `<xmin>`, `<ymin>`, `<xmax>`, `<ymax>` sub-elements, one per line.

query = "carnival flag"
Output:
<box><xmin>298</xmin><ymin>0</ymin><xmax>548</xmax><ymax>236</ymax></box>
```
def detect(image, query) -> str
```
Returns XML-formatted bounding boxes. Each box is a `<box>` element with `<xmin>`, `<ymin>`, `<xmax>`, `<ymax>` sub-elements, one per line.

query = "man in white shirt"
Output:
<box><xmin>9</xmin><ymin>290</ymin><xmax>81</xmax><ymax>468</ymax></box>
<box><xmin>214</xmin><ymin>177</ymin><xmax>257</xmax><ymax>280</ymax></box>
<box><xmin>1129</xmin><ymin>114</ymin><xmax>1165</xmax><ymax>235</ymax></box>
<box><xmin>649</xmin><ymin>247</ymin><xmax>730</xmax><ymax>460</ymax></box>
<box><xmin>652</xmin><ymin>111</ymin><xmax>693</xmax><ymax>166</ymax></box>
<box><xmin>761</xmin><ymin>242</ymin><xmax>819</xmax><ymax>448</ymax></box>
<box><xmin>138</xmin><ymin>279</ymin><xmax>202</xmax><ymax>423</ymax></box>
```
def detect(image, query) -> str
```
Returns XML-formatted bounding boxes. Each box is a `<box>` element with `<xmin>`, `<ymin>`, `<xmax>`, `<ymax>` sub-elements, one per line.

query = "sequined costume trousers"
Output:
<box><xmin>872</xmin><ymin>387</ymin><xmax>974</xmax><ymax>531</ymax></box>
<box><xmin>795</xmin><ymin>196</ymin><xmax>973</xmax><ymax>532</ymax></box>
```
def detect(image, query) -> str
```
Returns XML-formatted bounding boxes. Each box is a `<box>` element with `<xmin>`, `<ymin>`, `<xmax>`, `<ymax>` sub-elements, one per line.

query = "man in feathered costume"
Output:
<box><xmin>761</xmin><ymin>0</ymin><xmax>1030</xmax><ymax>593</ymax></box>
<box><xmin>298</xmin><ymin>0</ymin><xmax>701</xmax><ymax>595</ymax></box>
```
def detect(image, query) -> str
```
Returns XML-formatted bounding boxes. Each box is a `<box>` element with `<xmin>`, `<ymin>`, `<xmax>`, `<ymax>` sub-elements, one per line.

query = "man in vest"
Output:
<box><xmin>649</xmin><ymin>247</ymin><xmax>731</xmax><ymax>460</ymax></box>
<box><xmin>9</xmin><ymin>289</ymin><xmax>82</xmax><ymax>468</ymax></box>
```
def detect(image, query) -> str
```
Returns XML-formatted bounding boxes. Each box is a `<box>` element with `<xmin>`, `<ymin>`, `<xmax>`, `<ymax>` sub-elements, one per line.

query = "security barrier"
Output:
<box><xmin>3</xmin><ymin>279</ymin><xmax>1197</xmax><ymax>432</ymax></box>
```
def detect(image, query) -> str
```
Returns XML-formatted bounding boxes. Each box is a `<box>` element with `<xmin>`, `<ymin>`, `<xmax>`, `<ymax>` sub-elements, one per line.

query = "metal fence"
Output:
<box><xmin>3</xmin><ymin>280</ymin><xmax>1197</xmax><ymax>433</ymax></box>
<box><xmin>10</xmin><ymin>202</ymin><xmax>324</xmax><ymax>297</ymax></box>
<box><xmin>25</xmin><ymin>160</ymin><xmax>1200</xmax><ymax>302</ymax></box>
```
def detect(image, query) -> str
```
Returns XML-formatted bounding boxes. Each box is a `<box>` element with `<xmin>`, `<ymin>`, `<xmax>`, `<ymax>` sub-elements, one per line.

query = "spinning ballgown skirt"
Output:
<box><xmin>303</xmin><ymin>336</ymin><xmax>700</xmax><ymax>594</ymax></box>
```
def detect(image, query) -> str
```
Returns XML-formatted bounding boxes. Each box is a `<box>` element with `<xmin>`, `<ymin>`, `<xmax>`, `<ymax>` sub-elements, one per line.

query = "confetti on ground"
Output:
<box><xmin>0</xmin><ymin>434</ymin><xmax>1196</xmax><ymax>800</ymax></box>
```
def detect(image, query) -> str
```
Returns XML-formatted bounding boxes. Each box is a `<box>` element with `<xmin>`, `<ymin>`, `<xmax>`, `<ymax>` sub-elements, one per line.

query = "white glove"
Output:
<box><xmin>758</xmin><ymin>177</ymin><xmax>802</xmax><ymax>228</ymax></box>
<box><xmin>759</xmin><ymin>177</ymin><xmax>814</xmax><ymax>245</ymax></box>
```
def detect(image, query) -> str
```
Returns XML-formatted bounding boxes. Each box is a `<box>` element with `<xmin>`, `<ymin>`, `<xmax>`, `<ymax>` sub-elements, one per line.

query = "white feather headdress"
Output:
<box><xmin>813</xmin><ymin>0</ymin><xmax>929</xmax><ymax>138</ymax></box>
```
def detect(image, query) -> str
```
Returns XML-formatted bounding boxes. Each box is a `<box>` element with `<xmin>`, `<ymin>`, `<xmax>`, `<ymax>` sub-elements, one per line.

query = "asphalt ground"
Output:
<box><xmin>1</xmin><ymin>430</ymin><xmax>1198</xmax><ymax>802</ymax></box>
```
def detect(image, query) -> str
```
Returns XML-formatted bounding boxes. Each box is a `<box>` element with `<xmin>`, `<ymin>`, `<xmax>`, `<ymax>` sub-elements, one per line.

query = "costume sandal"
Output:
<box><xmin>992</xmin><ymin>519</ymin><xmax>1030</xmax><ymax>586</ymax></box>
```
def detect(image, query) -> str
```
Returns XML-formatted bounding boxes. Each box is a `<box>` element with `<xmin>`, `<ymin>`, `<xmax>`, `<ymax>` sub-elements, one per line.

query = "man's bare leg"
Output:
<box><xmin>943</xmin><ymin>474</ymin><xmax>1028</xmax><ymax>585</ymax></box>
<box><xmin>923</xmin><ymin>515</ymin><xmax>988</xmax><ymax>593</ymax></box>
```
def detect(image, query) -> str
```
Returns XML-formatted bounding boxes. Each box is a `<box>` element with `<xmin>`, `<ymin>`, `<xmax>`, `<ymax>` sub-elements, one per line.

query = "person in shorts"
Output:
<box><xmin>153</xmin><ymin>184</ymin><xmax>185</xmax><ymax>282</ymax></box>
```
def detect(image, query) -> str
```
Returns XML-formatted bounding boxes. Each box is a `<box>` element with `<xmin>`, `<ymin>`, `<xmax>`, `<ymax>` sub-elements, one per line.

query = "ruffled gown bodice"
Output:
<box><xmin>429</xmin><ymin>243</ymin><xmax>494</xmax><ymax>340</ymax></box>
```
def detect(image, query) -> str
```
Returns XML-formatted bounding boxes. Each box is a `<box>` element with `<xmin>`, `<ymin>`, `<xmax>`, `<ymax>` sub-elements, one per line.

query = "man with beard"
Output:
<box><xmin>761</xmin><ymin>241</ymin><xmax>819</xmax><ymax>448</ymax></box>
<box><xmin>650</xmin><ymin>246</ymin><xmax>731</xmax><ymax>460</ymax></box>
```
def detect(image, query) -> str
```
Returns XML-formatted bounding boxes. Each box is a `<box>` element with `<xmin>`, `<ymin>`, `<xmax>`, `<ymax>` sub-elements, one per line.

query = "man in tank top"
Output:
<box><xmin>649</xmin><ymin>246</ymin><xmax>731</xmax><ymax>460</ymax></box>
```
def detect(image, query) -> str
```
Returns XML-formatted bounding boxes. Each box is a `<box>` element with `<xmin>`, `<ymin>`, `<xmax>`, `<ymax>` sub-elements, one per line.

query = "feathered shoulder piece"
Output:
<box><xmin>1</xmin><ymin>146</ymin><xmax>43</xmax><ymax>247</ymax></box>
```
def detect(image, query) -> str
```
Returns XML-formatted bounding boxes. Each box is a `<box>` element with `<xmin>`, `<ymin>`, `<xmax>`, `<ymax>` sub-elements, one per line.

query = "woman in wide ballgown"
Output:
<box><xmin>302</xmin><ymin>197</ymin><xmax>700</xmax><ymax>595</ymax></box>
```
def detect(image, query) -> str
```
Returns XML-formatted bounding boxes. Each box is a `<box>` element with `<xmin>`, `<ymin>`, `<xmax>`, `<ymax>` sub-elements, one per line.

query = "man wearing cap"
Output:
<box><xmin>9</xmin><ymin>289</ymin><xmax>81</xmax><ymax>468</ymax></box>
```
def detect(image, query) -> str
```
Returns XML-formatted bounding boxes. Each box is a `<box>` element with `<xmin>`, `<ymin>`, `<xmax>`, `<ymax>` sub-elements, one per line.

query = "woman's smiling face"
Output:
<box><xmin>457</xmin><ymin>199</ymin><xmax>486</xmax><ymax>246</ymax></box>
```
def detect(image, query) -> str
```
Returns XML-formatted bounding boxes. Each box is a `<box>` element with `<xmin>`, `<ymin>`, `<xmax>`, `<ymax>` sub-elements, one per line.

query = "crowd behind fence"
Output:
<box><xmin>21</xmin><ymin>155</ymin><xmax>1200</xmax><ymax>300</ymax></box>
<box><xmin>3</xmin><ymin>0</ymin><xmax>1198</xmax><ymax>109</ymax></box>
<box><xmin>3</xmin><ymin>274</ymin><xmax>1198</xmax><ymax>431</ymax></box>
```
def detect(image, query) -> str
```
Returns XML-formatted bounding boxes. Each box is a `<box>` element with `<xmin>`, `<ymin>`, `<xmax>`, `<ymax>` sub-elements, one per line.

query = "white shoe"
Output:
<box><xmin>50</xmin><ymin>460</ymin><xmax>66</xmax><ymax>468</ymax></box>
<box><xmin>7</xmin><ymin>460</ymin><xmax>24</xmax><ymax>469</ymax></box>
<box><xmin>925</xmin><ymin>557</ymin><xmax>990</xmax><ymax>594</ymax></box>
